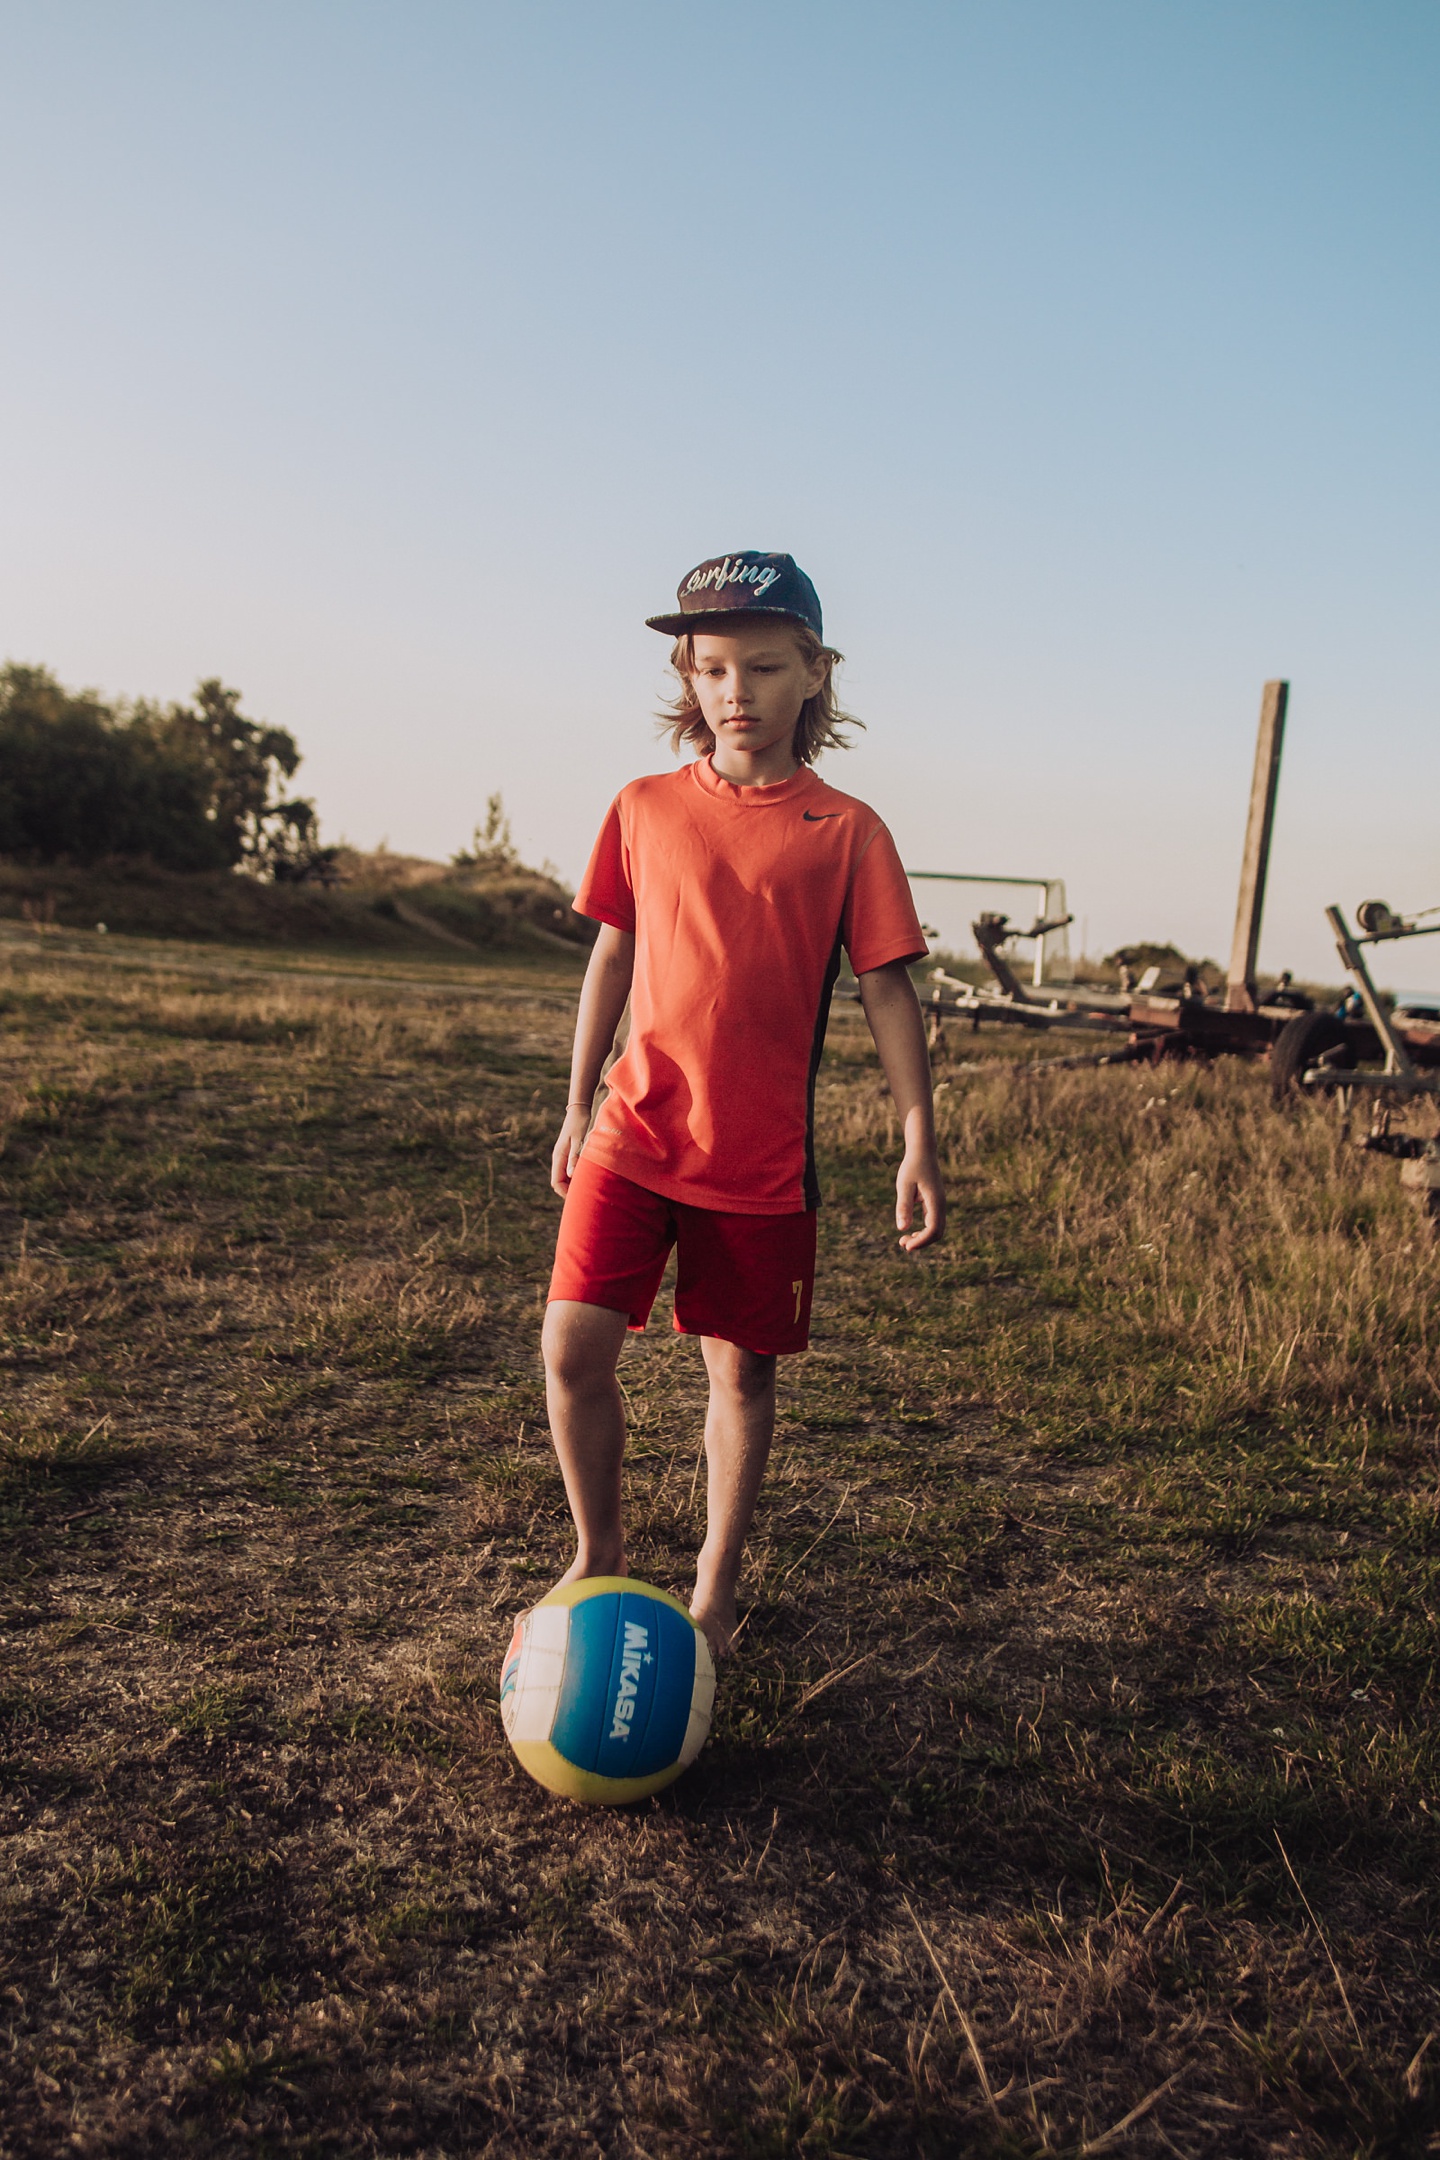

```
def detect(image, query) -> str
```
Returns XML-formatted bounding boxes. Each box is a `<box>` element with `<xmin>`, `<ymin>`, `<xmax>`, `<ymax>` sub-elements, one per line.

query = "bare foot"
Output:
<box><xmin>533</xmin><ymin>1548</ymin><xmax>625</xmax><ymax>1611</ymax></box>
<box><xmin>689</xmin><ymin>1577</ymin><xmax>739</xmax><ymax>1660</ymax></box>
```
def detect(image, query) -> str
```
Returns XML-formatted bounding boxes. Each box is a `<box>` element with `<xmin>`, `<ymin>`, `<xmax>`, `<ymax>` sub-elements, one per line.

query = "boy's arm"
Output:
<box><xmin>551</xmin><ymin>924</ymin><xmax>635</xmax><ymax>1197</ymax></box>
<box><xmin>857</xmin><ymin>959</ymin><xmax>946</xmax><ymax>1252</ymax></box>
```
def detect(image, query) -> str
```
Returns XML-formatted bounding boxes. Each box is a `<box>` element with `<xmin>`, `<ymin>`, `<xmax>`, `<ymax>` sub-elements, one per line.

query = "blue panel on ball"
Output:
<box><xmin>595</xmin><ymin>1593</ymin><xmax>697</xmax><ymax>1779</ymax></box>
<box><xmin>551</xmin><ymin>1592</ymin><xmax>620</xmax><ymax>1771</ymax></box>
<box><xmin>592</xmin><ymin>1593</ymin><xmax>658</xmax><ymax>1778</ymax></box>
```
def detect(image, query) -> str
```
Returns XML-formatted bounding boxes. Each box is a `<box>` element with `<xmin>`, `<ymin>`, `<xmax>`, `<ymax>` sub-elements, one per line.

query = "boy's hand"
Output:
<box><xmin>896</xmin><ymin>1146</ymin><xmax>945</xmax><ymax>1252</ymax></box>
<box><xmin>551</xmin><ymin>1107</ymin><xmax>592</xmax><ymax>1198</ymax></box>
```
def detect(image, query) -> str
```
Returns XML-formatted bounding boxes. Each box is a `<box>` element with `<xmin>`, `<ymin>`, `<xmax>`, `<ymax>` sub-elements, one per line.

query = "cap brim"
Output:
<box><xmin>645</xmin><ymin>606</ymin><xmax>816</xmax><ymax>638</ymax></box>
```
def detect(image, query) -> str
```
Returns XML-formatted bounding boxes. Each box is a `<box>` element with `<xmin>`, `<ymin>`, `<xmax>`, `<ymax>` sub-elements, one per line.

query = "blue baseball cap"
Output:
<box><xmin>646</xmin><ymin>551</ymin><xmax>823</xmax><ymax>640</ymax></box>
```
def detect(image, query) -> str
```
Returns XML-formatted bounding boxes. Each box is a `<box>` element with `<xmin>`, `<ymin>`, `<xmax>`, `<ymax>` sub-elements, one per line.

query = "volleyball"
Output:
<box><xmin>500</xmin><ymin>1576</ymin><xmax>716</xmax><ymax>1804</ymax></box>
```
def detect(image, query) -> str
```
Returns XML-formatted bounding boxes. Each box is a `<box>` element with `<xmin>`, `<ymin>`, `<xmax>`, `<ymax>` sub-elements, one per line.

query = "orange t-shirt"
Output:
<box><xmin>574</xmin><ymin>755</ymin><xmax>926</xmax><ymax>1214</ymax></box>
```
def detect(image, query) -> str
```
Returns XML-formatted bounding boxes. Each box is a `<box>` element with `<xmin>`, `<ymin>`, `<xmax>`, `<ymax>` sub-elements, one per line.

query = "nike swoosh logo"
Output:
<box><xmin>803</xmin><ymin>811</ymin><xmax>839</xmax><ymax>821</ymax></box>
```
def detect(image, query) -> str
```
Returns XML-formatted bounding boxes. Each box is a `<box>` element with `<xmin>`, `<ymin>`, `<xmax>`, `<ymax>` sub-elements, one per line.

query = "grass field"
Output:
<box><xmin>2</xmin><ymin>922</ymin><xmax>1437</xmax><ymax>2158</ymax></box>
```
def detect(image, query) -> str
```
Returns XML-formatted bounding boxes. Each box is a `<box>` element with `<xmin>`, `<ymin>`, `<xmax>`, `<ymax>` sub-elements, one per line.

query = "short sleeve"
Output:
<box><xmin>842</xmin><ymin>822</ymin><xmax>927</xmax><ymax>974</ymax></box>
<box><xmin>573</xmin><ymin>797</ymin><xmax>636</xmax><ymax>933</ymax></box>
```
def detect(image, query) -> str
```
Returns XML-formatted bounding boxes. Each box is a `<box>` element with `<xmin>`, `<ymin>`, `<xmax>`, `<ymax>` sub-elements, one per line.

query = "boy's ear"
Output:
<box><xmin>803</xmin><ymin>654</ymin><xmax>829</xmax><ymax>697</ymax></box>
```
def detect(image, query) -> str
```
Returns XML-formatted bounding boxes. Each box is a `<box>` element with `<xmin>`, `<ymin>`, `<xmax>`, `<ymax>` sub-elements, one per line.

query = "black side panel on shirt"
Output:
<box><xmin>802</xmin><ymin>931</ymin><xmax>844</xmax><ymax>1210</ymax></box>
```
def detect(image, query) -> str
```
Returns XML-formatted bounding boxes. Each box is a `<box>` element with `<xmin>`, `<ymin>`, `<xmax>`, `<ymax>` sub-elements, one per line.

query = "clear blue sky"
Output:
<box><xmin>3</xmin><ymin>1</ymin><xmax>1437</xmax><ymax>983</ymax></box>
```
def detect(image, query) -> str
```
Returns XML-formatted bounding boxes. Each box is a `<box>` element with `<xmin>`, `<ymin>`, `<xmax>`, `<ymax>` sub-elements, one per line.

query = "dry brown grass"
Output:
<box><xmin>1</xmin><ymin>926</ymin><xmax>1437</xmax><ymax>2158</ymax></box>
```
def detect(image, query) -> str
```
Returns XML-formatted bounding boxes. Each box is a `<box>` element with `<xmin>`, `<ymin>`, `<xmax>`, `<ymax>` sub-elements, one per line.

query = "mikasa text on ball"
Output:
<box><xmin>500</xmin><ymin>1577</ymin><xmax>715</xmax><ymax>1804</ymax></box>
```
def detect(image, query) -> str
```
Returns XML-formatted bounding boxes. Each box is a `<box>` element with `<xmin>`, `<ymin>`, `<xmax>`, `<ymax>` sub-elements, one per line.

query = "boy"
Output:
<box><xmin>544</xmin><ymin>551</ymin><xmax>944</xmax><ymax>1655</ymax></box>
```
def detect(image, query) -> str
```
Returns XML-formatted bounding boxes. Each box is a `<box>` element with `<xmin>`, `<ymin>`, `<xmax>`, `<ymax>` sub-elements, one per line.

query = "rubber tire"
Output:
<box><xmin>1271</xmin><ymin>1009</ymin><xmax>1353</xmax><ymax>1100</ymax></box>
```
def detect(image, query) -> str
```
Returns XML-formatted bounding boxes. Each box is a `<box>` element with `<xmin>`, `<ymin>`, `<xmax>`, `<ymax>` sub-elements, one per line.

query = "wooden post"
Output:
<box><xmin>1224</xmin><ymin>680</ymin><xmax>1289</xmax><ymax>1013</ymax></box>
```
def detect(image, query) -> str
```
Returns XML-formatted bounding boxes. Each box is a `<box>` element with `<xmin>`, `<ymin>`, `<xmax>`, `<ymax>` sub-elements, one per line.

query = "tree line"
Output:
<box><xmin>0</xmin><ymin>664</ymin><xmax>334</xmax><ymax>880</ymax></box>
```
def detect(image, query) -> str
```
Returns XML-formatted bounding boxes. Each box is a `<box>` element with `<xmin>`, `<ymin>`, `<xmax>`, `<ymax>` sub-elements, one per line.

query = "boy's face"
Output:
<box><xmin>687</xmin><ymin>622</ymin><xmax>827</xmax><ymax>764</ymax></box>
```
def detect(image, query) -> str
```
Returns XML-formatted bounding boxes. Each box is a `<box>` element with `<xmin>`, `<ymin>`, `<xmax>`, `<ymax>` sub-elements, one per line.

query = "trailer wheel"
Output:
<box><xmin>1270</xmin><ymin>1010</ymin><xmax>1353</xmax><ymax>1100</ymax></box>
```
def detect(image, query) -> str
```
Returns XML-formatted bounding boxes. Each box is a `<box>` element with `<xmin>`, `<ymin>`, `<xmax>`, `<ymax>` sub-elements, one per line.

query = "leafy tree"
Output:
<box><xmin>133</xmin><ymin>679</ymin><xmax>302</xmax><ymax>866</ymax></box>
<box><xmin>0</xmin><ymin>664</ymin><xmax>222</xmax><ymax>869</ymax></box>
<box><xmin>0</xmin><ymin>665</ymin><xmax>334</xmax><ymax>878</ymax></box>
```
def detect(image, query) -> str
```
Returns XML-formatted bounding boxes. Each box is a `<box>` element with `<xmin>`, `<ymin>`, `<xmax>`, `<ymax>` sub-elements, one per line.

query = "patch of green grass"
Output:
<box><xmin>83</xmin><ymin>1845</ymin><xmax>294</xmax><ymax>2027</ymax></box>
<box><xmin>0</xmin><ymin>1686</ymin><xmax>53</xmax><ymax>1731</ymax></box>
<box><xmin>322</xmin><ymin>1703</ymin><xmax>455</xmax><ymax>1762</ymax></box>
<box><xmin>1234</xmin><ymin>1553</ymin><xmax>1440</xmax><ymax>1696</ymax></box>
<box><xmin>165</xmin><ymin>1682</ymin><xmax>256</xmax><ymax>1739</ymax></box>
<box><xmin>0</xmin><ymin>1415</ymin><xmax>141</xmax><ymax>1520</ymax></box>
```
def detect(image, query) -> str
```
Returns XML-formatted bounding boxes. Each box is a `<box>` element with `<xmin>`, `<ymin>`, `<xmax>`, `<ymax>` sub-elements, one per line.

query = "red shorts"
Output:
<box><xmin>548</xmin><ymin>1154</ymin><xmax>817</xmax><ymax>1356</ymax></box>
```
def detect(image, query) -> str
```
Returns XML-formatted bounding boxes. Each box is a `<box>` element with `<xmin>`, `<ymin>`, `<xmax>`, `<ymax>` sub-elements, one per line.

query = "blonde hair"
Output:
<box><xmin>658</xmin><ymin>623</ymin><xmax>864</xmax><ymax>765</ymax></box>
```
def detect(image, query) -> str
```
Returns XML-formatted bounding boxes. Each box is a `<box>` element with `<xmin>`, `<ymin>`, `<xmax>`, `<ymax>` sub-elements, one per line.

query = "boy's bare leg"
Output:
<box><xmin>541</xmin><ymin>1300</ymin><xmax>631</xmax><ymax>1588</ymax></box>
<box><xmin>690</xmin><ymin>1337</ymin><xmax>777</xmax><ymax>1658</ymax></box>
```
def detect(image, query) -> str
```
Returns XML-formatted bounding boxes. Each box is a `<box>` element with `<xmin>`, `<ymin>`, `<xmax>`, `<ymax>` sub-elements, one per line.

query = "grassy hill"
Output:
<box><xmin>0</xmin><ymin>847</ymin><xmax>595</xmax><ymax>958</ymax></box>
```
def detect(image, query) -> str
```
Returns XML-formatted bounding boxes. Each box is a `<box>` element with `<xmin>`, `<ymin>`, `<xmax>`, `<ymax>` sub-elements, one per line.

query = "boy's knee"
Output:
<box><xmin>542</xmin><ymin>1302</ymin><xmax>625</xmax><ymax>1393</ymax></box>
<box><xmin>707</xmin><ymin>1341</ymin><xmax>777</xmax><ymax>1402</ymax></box>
